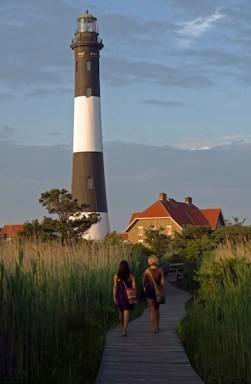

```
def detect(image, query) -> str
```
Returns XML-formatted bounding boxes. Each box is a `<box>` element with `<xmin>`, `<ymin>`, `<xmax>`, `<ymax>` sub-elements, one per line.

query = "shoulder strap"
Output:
<box><xmin>147</xmin><ymin>269</ymin><xmax>157</xmax><ymax>290</ymax></box>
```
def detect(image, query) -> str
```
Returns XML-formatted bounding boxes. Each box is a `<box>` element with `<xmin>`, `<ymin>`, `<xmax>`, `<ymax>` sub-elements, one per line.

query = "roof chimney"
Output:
<box><xmin>159</xmin><ymin>192</ymin><xmax>167</xmax><ymax>202</ymax></box>
<box><xmin>185</xmin><ymin>196</ymin><xmax>192</xmax><ymax>205</ymax></box>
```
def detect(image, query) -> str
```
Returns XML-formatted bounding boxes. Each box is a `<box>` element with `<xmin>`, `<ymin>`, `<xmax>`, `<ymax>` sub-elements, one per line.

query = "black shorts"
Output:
<box><xmin>145</xmin><ymin>287</ymin><xmax>156</xmax><ymax>299</ymax></box>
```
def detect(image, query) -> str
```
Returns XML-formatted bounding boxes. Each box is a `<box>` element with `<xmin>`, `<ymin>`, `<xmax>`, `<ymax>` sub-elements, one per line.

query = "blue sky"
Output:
<box><xmin>0</xmin><ymin>0</ymin><xmax>251</xmax><ymax>230</ymax></box>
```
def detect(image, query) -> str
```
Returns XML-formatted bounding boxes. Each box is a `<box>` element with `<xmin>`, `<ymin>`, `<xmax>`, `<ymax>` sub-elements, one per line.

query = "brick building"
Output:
<box><xmin>124</xmin><ymin>193</ymin><xmax>225</xmax><ymax>244</ymax></box>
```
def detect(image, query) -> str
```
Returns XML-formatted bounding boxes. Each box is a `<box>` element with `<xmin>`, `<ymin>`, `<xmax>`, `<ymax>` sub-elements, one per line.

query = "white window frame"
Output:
<box><xmin>166</xmin><ymin>225</ymin><xmax>171</xmax><ymax>236</ymax></box>
<box><xmin>138</xmin><ymin>226</ymin><xmax>143</xmax><ymax>236</ymax></box>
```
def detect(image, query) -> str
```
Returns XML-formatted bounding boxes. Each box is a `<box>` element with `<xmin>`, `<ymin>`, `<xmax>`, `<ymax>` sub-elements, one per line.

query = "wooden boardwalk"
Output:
<box><xmin>95</xmin><ymin>273</ymin><xmax>204</xmax><ymax>384</ymax></box>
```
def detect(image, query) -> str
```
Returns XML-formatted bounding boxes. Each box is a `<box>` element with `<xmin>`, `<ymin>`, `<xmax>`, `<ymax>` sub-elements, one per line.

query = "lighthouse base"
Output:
<box><xmin>82</xmin><ymin>212</ymin><xmax>110</xmax><ymax>241</ymax></box>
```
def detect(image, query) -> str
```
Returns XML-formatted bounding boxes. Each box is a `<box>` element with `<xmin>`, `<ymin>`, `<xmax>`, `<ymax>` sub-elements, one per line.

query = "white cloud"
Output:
<box><xmin>176</xmin><ymin>9</ymin><xmax>226</xmax><ymax>46</ymax></box>
<box><xmin>174</xmin><ymin>134</ymin><xmax>251</xmax><ymax>150</ymax></box>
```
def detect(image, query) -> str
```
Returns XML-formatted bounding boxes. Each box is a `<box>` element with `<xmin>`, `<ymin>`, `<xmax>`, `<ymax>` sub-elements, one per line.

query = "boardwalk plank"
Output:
<box><xmin>95</xmin><ymin>273</ymin><xmax>204</xmax><ymax>384</ymax></box>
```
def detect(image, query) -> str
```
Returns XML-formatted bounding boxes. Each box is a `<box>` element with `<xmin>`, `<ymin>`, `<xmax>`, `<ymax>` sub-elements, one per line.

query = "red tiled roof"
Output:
<box><xmin>125</xmin><ymin>197</ymin><xmax>223</xmax><ymax>232</ymax></box>
<box><xmin>188</xmin><ymin>209</ymin><xmax>209</xmax><ymax>226</ymax></box>
<box><xmin>143</xmin><ymin>201</ymin><xmax>171</xmax><ymax>218</ymax></box>
<box><xmin>1</xmin><ymin>224</ymin><xmax>24</xmax><ymax>238</ymax></box>
<box><xmin>128</xmin><ymin>212</ymin><xmax>142</xmax><ymax>224</ymax></box>
<box><xmin>130</xmin><ymin>201</ymin><xmax>171</xmax><ymax>222</ymax></box>
<box><xmin>200</xmin><ymin>209</ymin><xmax>223</xmax><ymax>229</ymax></box>
<box><xmin>119</xmin><ymin>233</ymin><xmax>128</xmax><ymax>241</ymax></box>
<box><xmin>163</xmin><ymin>201</ymin><xmax>199</xmax><ymax>227</ymax></box>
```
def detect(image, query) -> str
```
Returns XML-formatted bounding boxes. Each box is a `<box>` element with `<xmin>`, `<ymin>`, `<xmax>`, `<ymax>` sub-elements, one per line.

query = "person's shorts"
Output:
<box><xmin>145</xmin><ymin>287</ymin><xmax>155</xmax><ymax>298</ymax></box>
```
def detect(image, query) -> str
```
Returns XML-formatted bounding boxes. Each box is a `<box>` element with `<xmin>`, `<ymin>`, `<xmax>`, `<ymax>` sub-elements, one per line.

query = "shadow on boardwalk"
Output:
<box><xmin>96</xmin><ymin>273</ymin><xmax>204</xmax><ymax>384</ymax></box>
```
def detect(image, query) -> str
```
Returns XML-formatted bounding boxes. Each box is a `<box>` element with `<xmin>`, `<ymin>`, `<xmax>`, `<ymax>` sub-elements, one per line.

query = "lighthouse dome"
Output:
<box><xmin>76</xmin><ymin>10</ymin><xmax>98</xmax><ymax>33</ymax></box>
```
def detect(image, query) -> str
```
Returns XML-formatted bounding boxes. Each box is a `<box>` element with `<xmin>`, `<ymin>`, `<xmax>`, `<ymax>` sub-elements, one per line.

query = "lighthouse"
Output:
<box><xmin>70</xmin><ymin>10</ymin><xmax>110</xmax><ymax>240</ymax></box>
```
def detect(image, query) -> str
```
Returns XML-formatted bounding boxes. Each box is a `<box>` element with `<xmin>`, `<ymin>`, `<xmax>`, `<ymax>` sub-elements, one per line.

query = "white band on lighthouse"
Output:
<box><xmin>82</xmin><ymin>212</ymin><xmax>110</xmax><ymax>240</ymax></box>
<box><xmin>73</xmin><ymin>96</ymin><xmax>103</xmax><ymax>153</ymax></box>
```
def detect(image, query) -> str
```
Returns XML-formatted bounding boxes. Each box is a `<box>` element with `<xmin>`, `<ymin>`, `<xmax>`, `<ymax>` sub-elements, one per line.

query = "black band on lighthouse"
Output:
<box><xmin>71</xmin><ymin>152</ymin><xmax>108</xmax><ymax>212</ymax></box>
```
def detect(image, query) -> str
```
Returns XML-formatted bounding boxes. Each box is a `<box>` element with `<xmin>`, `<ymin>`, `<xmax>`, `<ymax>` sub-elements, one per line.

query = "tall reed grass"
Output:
<box><xmin>180</xmin><ymin>241</ymin><xmax>251</xmax><ymax>383</ymax></box>
<box><xmin>0</xmin><ymin>239</ymin><xmax>148</xmax><ymax>383</ymax></box>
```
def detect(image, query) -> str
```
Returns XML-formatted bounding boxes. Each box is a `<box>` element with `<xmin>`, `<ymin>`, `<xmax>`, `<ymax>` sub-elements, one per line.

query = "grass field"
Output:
<box><xmin>180</xmin><ymin>241</ymin><xmax>251</xmax><ymax>383</ymax></box>
<box><xmin>0</xmin><ymin>239</ymin><xmax>148</xmax><ymax>383</ymax></box>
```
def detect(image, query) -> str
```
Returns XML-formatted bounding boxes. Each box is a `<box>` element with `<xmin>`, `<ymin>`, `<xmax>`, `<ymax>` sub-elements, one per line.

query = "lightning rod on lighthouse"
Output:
<box><xmin>70</xmin><ymin>10</ymin><xmax>110</xmax><ymax>240</ymax></box>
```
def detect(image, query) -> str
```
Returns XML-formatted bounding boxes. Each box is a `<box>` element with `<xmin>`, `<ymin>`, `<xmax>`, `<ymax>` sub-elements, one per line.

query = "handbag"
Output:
<box><xmin>123</xmin><ymin>281</ymin><xmax>138</xmax><ymax>304</ymax></box>
<box><xmin>147</xmin><ymin>269</ymin><xmax>166</xmax><ymax>304</ymax></box>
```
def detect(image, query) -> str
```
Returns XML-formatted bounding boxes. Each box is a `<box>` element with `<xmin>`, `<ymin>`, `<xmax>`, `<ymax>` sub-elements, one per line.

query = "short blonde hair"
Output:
<box><xmin>148</xmin><ymin>254</ymin><xmax>159</xmax><ymax>266</ymax></box>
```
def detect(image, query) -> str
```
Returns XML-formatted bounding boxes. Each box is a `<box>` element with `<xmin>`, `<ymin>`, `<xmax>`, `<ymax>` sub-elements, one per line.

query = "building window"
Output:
<box><xmin>86</xmin><ymin>87</ymin><xmax>92</xmax><ymax>97</ymax></box>
<box><xmin>138</xmin><ymin>226</ymin><xmax>143</xmax><ymax>236</ymax></box>
<box><xmin>166</xmin><ymin>225</ymin><xmax>171</xmax><ymax>236</ymax></box>
<box><xmin>87</xmin><ymin>177</ymin><xmax>93</xmax><ymax>189</ymax></box>
<box><xmin>75</xmin><ymin>61</ymin><xmax>78</xmax><ymax>72</ymax></box>
<box><xmin>86</xmin><ymin>61</ymin><xmax>91</xmax><ymax>71</ymax></box>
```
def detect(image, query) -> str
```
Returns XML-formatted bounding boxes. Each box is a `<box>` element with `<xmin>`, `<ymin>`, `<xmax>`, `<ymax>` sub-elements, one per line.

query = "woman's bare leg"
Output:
<box><xmin>118</xmin><ymin>309</ymin><xmax>124</xmax><ymax>329</ymax></box>
<box><xmin>122</xmin><ymin>310</ymin><xmax>130</xmax><ymax>336</ymax></box>
<box><xmin>146</xmin><ymin>297</ymin><xmax>158</xmax><ymax>333</ymax></box>
<box><xmin>155</xmin><ymin>303</ymin><xmax>160</xmax><ymax>331</ymax></box>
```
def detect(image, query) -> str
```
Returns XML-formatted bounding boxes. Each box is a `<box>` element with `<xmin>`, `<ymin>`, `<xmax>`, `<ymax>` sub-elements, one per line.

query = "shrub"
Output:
<box><xmin>181</xmin><ymin>242</ymin><xmax>251</xmax><ymax>383</ymax></box>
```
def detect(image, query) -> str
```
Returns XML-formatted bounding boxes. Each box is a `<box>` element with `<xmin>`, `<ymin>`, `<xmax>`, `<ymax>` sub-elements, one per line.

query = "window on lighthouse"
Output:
<box><xmin>87</xmin><ymin>177</ymin><xmax>93</xmax><ymax>189</ymax></box>
<box><xmin>86</xmin><ymin>87</ymin><xmax>92</xmax><ymax>97</ymax></box>
<box><xmin>86</xmin><ymin>61</ymin><xmax>91</xmax><ymax>71</ymax></box>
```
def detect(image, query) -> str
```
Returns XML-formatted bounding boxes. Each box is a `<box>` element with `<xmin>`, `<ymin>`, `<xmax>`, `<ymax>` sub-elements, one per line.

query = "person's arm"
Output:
<box><xmin>160</xmin><ymin>269</ymin><xmax>165</xmax><ymax>288</ymax></box>
<box><xmin>113</xmin><ymin>274</ymin><xmax>118</xmax><ymax>305</ymax></box>
<box><xmin>142</xmin><ymin>270</ymin><xmax>147</xmax><ymax>290</ymax></box>
<box><xmin>131</xmin><ymin>273</ymin><xmax>136</xmax><ymax>291</ymax></box>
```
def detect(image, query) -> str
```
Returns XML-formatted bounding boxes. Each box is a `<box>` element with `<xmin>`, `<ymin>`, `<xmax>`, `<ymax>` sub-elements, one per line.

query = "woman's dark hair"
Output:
<box><xmin>117</xmin><ymin>260</ymin><xmax>130</xmax><ymax>281</ymax></box>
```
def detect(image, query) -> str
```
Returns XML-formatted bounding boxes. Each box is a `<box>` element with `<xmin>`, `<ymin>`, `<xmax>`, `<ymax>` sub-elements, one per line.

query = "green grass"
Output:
<box><xmin>180</xmin><ymin>242</ymin><xmax>251</xmax><ymax>383</ymax></box>
<box><xmin>0</xmin><ymin>240</ymin><xmax>148</xmax><ymax>383</ymax></box>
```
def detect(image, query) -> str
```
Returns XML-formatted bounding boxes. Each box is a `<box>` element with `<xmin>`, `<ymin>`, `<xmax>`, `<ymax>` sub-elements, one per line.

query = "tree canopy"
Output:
<box><xmin>144</xmin><ymin>226</ymin><xmax>170</xmax><ymax>258</ymax></box>
<box><xmin>20</xmin><ymin>188</ymin><xmax>100</xmax><ymax>244</ymax></box>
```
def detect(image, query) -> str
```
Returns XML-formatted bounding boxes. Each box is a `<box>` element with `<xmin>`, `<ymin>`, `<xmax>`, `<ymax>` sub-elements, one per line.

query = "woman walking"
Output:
<box><xmin>143</xmin><ymin>255</ymin><xmax>165</xmax><ymax>334</ymax></box>
<box><xmin>113</xmin><ymin>260</ymin><xmax>136</xmax><ymax>337</ymax></box>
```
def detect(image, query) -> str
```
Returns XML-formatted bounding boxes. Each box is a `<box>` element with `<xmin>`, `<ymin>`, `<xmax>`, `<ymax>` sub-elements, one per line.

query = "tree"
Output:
<box><xmin>21</xmin><ymin>189</ymin><xmax>100</xmax><ymax>244</ymax></box>
<box><xmin>40</xmin><ymin>188</ymin><xmax>100</xmax><ymax>244</ymax></box>
<box><xmin>0</xmin><ymin>228</ymin><xmax>6</xmax><ymax>241</ymax></box>
<box><xmin>180</xmin><ymin>225</ymin><xmax>212</xmax><ymax>240</ymax></box>
<box><xmin>169</xmin><ymin>225</ymin><xmax>214</xmax><ymax>262</ymax></box>
<box><xmin>144</xmin><ymin>226</ymin><xmax>170</xmax><ymax>258</ymax></box>
<box><xmin>19</xmin><ymin>219</ymin><xmax>55</xmax><ymax>241</ymax></box>
<box><xmin>104</xmin><ymin>231</ymin><xmax>124</xmax><ymax>245</ymax></box>
<box><xmin>213</xmin><ymin>223</ymin><xmax>251</xmax><ymax>243</ymax></box>
<box><xmin>39</xmin><ymin>188</ymin><xmax>86</xmax><ymax>220</ymax></box>
<box><xmin>228</xmin><ymin>217</ymin><xmax>246</xmax><ymax>226</ymax></box>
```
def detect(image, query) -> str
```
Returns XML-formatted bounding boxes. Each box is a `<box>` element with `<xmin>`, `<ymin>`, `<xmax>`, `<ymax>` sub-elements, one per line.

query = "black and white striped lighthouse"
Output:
<box><xmin>70</xmin><ymin>10</ymin><xmax>110</xmax><ymax>240</ymax></box>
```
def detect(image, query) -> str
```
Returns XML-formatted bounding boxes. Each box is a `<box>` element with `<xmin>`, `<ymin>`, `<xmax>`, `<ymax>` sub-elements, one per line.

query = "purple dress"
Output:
<box><xmin>116</xmin><ymin>276</ymin><xmax>134</xmax><ymax>311</ymax></box>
